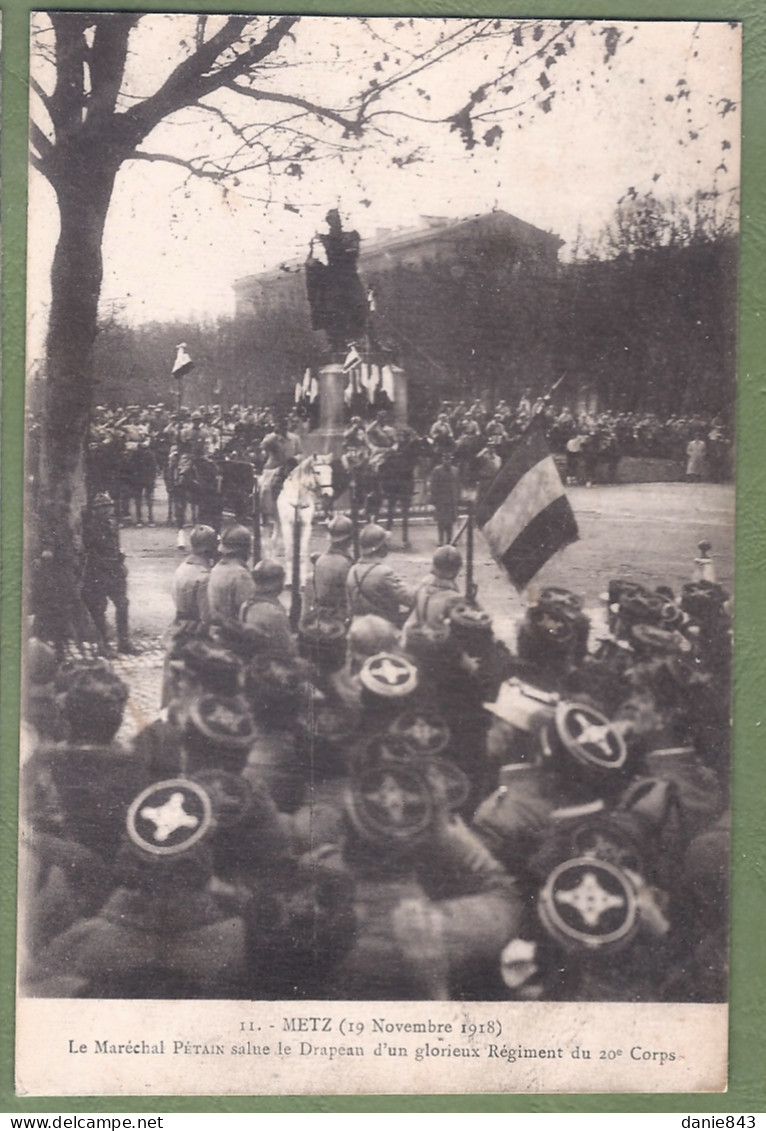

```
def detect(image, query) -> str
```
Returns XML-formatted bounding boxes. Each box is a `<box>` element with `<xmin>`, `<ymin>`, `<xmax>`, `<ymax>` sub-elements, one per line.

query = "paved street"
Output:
<box><xmin>113</xmin><ymin>480</ymin><xmax>734</xmax><ymax>737</ymax></box>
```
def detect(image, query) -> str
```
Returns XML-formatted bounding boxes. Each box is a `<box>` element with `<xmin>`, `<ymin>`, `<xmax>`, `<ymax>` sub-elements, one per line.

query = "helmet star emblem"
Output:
<box><xmin>206</xmin><ymin>703</ymin><xmax>245</xmax><ymax>732</ymax></box>
<box><xmin>140</xmin><ymin>792</ymin><xmax>199</xmax><ymax>842</ymax></box>
<box><xmin>404</xmin><ymin>718</ymin><xmax>441</xmax><ymax>749</ymax></box>
<box><xmin>371</xmin><ymin>657</ymin><xmax>410</xmax><ymax>686</ymax></box>
<box><xmin>363</xmin><ymin>773</ymin><xmax>423</xmax><ymax>825</ymax></box>
<box><xmin>570</xmin><ymin>712</ymin><xmax>618</xmax><ymax>758</ymax></box>
<box><xmin>555</xmin><ymin>870</ymin><xmax>626</xmax><ymax>927</ymax></box>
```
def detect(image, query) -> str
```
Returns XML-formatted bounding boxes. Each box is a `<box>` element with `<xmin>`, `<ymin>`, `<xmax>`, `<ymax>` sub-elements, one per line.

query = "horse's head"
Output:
<box><xmin>310</xmin><ymin>454</ymin><xmax>336</xmax><ymax>515</ymax></box>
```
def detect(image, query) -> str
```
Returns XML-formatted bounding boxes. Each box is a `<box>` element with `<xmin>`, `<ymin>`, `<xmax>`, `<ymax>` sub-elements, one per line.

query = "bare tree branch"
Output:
<box><xmin>29</xmin><ymin>75</ymin><xmax>54</xmax><ymax>113</ymax></box>
<box><xmin>127</xmin><ymin>150</ymin><xmax>233</xmax><ymax>179</ymax></box>
<box><xmin>223</xmin><ymin>80</ymin><xmax>365</xmax><ymax>137</ymax></box>
<box><xmin>86</xmin><ymin>14</ymin><xmax>140</xmax><ymax>128</ymax></box>
<box><xmin>118</xmin><ymin>15</ymin><xmax>299</xmax><ymax>145</ymax></box>
<box><xmin>30</xmin><ymin>119</ymin><xmax>55</xmax><ymax>162</ymax></box>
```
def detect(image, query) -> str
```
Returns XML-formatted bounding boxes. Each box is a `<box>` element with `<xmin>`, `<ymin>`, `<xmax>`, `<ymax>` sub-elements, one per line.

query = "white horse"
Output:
<box><xmin>270</xmin><ymin>454</ymin><xmax>335</xmax><ymax>585</ymax></box>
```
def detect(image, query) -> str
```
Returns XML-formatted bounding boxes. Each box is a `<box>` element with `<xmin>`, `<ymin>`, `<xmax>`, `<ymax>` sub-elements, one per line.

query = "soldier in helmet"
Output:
<box><xmin>403</xmin><ymin>545</ymin><xmax>463</xmax><ymax>642</ymax></box>
<box><xmin>26</xmin><ymin>776</ymin><xmax>250</xmax><ymax>998</ymax></box>
<box><xmin>81</xmin><ymin>493</ymin><xmax>135</xmax><ymax>655</ymax></box>
<box><xmin>134</xmin><ymin>637</ymin><xmax>244</xmax><ymax>780</ymax></box>
<box><xmin>330</xmin><ymin>615</ymin><xmax>403</xmax><ymax>714</ymax></box>
<box><xmin>321</xmin><ymin>756</ymin><xmax>523</xmax><ymax>1000</ymax></box>
<box><xmin>172</xmin><ymin>524</ymin><xmax>217</xmax><ymax>627</ymax></box>
<box><xmin>240</xmin><ymin>559</ymin><xmax>297</xmax><ymax>660</ymax></box>
<box><xmin>346</xmin><ymin>524</ymin><xmax>414</xmax><ymax>627</ymax></box>
<box><xmin>208</xmin><ymin>525</ymin><xmax>255</xmax><ymax>625</ymax></box>
<box><xmin>303</xmin><ymin>514</ymin><xmax>355</xmax><ymax>627</ymax></box>
<box><xmin>22</xmin><ymin>666</ymin><xmax>143</xmax><ymax>955</ymax></box>
<box><xmin>160</xmin><ymin>524</ymin><xmax>219</xmax><ymax>706</ymax></box>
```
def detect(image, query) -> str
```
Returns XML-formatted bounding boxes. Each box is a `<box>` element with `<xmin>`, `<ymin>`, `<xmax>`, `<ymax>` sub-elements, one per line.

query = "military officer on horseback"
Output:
<box><xmin>261</xmin><ymin>415</ymin><xmax>303</xmax><ymax>472</ymax></box>
<box><xmin>366</xmin><ymin>410</ymin><xmax>396</xmax><ymax>462</ymax></box>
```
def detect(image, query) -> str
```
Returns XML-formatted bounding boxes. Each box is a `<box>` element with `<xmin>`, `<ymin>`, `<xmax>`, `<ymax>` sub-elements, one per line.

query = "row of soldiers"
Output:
<box><xmin>27</xmin><ymin>398</ymin><xmax>731</xmax><ymax>498</ymax></box>
<box><xmin>20</xmin><ymin>508</ymin><xmax>732</xmax><ymax>1001</ymax></box>
<box><xmin>429</xmin><ymin>401</ymin><xmax>732</xmax><ymax>480</ymax></box>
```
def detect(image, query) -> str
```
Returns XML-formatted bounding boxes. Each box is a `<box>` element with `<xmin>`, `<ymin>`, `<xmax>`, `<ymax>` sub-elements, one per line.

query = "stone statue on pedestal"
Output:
<box><xmin>305</xmin><ymin>209</ymin><xmax>368</xmax><ymax>352</ymax></box>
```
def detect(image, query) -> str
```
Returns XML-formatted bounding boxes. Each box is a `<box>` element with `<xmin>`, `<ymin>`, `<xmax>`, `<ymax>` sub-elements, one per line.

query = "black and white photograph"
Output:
<box><xmin>17</xmin><ymin>12</ymin><xmax>738</xmax><ymax>1096</ymax></box>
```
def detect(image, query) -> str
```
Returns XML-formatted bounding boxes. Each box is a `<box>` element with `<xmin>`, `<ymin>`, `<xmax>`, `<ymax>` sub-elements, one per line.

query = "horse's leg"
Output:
<box><xmin>147</xmin><ymin>486</ymin><xmax>155</xmax><ymax>526</ymax></box>
<box><xmin>300</xmin><ymin>502</ymin><xmax>314</xmax><ymax>586</ymax></box>
<box><xmin>385</xmin><ymin>489</ymin><xmax>395</xmax><ymax>533</ymax></box>
<box><xmin>277</xmin><ymin>497</ymin><xmax>291</xmax><ymax>569</ymax></box>
<box><xmin>400</xmin><ymin>495</ymin><xmax>411</xmax><ymax>547</ymax></box>
<box><xmin>134</xmin><ymin>489</ymin><xmax>143</xmax><ymax>526</ymax></box>
<box><xmin>176</xmin><ymin>491</ymin><xmax>186</xmax><ymax>529</ymax></box>
<box><xmin>366</xmin><ymin>479</ymin><xmax>380</xmax><ymax>524</ymax></box>
<box><xmin>269</xmin><ymin>499</ymin><xmax>280</xmax><ymax>560</ymax></box>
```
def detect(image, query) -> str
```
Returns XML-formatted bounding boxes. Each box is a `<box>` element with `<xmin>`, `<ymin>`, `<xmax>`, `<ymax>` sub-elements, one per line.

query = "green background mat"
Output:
<box><xmin>2</xmin><ymin>0</ymin><xmax>764</xmax><ymax>1114</ymax></box>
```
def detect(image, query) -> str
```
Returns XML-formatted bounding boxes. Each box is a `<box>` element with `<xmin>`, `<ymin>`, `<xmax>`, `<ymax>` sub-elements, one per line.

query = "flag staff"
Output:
<box><xmin>350</xmin><ymin>471</ymin><xmax>360</xmax><ymax>560</ymax></box>
<box><xmin>465</xmin><ymin>500</ymin><xmax>474</xmax><ymax>602</ymax></box>
<box><xmin>251</xmin><ymin>476</ymin><xmax>262</xmax><ymax>566</ymax></box>
<box><xmin>459</xmin><ymin>483</ymin><xmax>479</xmax><ymax>605</ymax></box>
<box><xmin>289</xmin><ymin>504</ymin><xmax>303</xmax><ymax>630</ymax></box>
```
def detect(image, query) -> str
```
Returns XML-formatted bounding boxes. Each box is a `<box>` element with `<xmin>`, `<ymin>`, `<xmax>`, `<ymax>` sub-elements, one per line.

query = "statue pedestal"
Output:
<box><xmin>304</xmin><ymin>360</ymin><xmax>409</xmax><ymax>456</ymax></box>
<box><xmin>304</xmin><ymin>362</ymin><xmax>346</xmax><ymax>455</ymax></box>
<box><xmin>390</xmin><ymin>365</ymin><xmax>408</xmax><ymax>429</ymax></box>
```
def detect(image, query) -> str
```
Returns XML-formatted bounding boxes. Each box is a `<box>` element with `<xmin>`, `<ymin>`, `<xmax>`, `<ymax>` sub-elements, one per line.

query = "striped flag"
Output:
<box><xmin>172</xmin><ymin>343</ymin><xmax>194</xmax><ymax>379</ymax></box>
<box><xmin>475</xmin><ymin>417</ymin><xmax>578</xmax><ymax>591</ymax></box>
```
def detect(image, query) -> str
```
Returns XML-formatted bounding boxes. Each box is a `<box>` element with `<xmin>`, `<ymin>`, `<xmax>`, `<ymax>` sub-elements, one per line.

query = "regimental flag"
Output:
<box><xmin>172</xmin><ymin>343</ymin><xmax>194</xmax><ymax>379</ymax></box>
<box><xmin>475</xmin><ymin>417</ymin><xmax>579</xmax><ymax>591</ymax></box>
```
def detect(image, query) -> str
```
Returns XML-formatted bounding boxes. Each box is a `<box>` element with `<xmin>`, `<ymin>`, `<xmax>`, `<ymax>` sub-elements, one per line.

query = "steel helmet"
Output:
<box><xmin>348</xmin><ymin>615</ymin><xmax>399</xmax><ymax>658</ymax></box>
<box><xmin>432</xmin><ymin>545</ymin><xmax>462</xmax><ymax>578</ymax></box>
<box><xmin>189</xmin><ymin>524</ymin><xmax>218</xmax><ymax>553</ymax></box>
<box><xmin>358</xmin><ymin>523</ymin><xmax>389</xmax><ymax>553</ymax></box>
<box><xmin>252</xmin><ymin>558</ymin><xmax>285</xmax><ymax>591</ymax></box>
<box><xmin>220</xmin><ymin>525</ymin><xmax>251</xmax><ymax>554</ymax></box>
<box><xmin>327</xmin><ymin>515</ymin><xmax>354</xmax><ymax>543</ymax></box>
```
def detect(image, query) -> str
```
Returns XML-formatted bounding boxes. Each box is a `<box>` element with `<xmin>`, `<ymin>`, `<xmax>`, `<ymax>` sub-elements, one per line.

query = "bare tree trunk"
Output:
<box><xmin>34</xmin><ymin>159</ymin><xmax>119</xmax><ymax>646</ymax></box>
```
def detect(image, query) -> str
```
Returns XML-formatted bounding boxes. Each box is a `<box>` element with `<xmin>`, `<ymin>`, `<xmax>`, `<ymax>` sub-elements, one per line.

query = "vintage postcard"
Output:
<box><xmin>16</xmin><ymin>13</ymin><xmax>739</xmax><ymax>1097</ymax></box>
